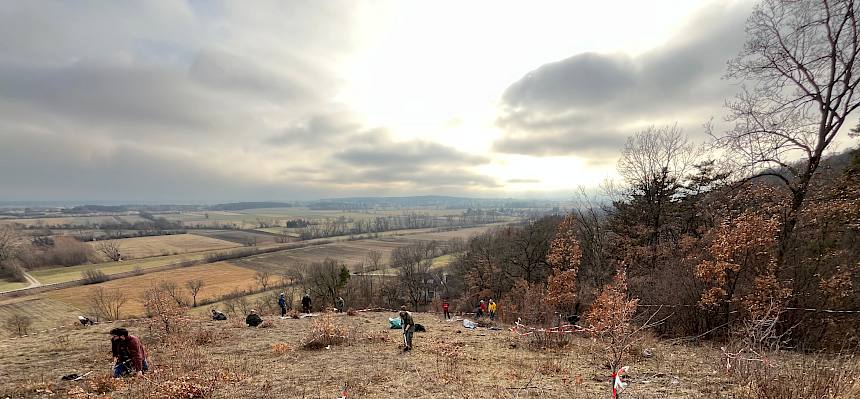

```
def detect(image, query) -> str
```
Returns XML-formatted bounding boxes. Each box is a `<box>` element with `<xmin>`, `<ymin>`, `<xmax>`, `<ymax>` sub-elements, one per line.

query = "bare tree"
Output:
<box><xmin>392</xmin><ymin>243</ymin><xmax>433</xmax><ymax>309</ymax></box>
<box><xmin>616</xmin><ymin>125</ymin><xmax>698</xmax><ymax>270</ymax></box>
<box><xmin>255</xmin><ymin>270</ymin><xmax>271</xmax><ymax>291</ymax></box>
<box><xmin>158</xmin><ymin>281</ymin><xmax>186</xmax><ymax>306</ymax></box>
<box><xmin>89</xmin><ymin>287</ymin><xmax>127</xmax><ymax>321</ymax></box>
<box><xmin>618</xmin><ymin>124</ymin><xmax>698</xmax><ymax>192</ymax></box>
<box><xmin>0</xmin><ymin>226</ymin><xmax>22</xmax><ymax>263</ymax></box>
<box><xmin>185</xmin><ymin>279</ymin><xmax>205</xmax><ymax>307</ymax></box>
<box><xmin>719</xmin><ymin>0</ymin><xmax>860</xmax><ymax>265</ymax></box>
<box><xmin>3</xmin><ymin>313</ymin><xmax>33</xmax><ymax>335</ymax></box>
<box><xmin>0</xmin><ymin>226</ymin><xmax>25</xmax><ymax>282</ymax></box>
<box><xmin>303</xmin><ymin>259</ymin><xmax>350</xmax><ymax>307</ymax></box>
<box><xmin>365</xmin><ymin>250</ymin><xmax>383</xmax><ymax>271</ymax></box>
<box><xmin>96</xmin><ymin>240</ymin><xmax>122</xmax><ymax>261</ymax></box>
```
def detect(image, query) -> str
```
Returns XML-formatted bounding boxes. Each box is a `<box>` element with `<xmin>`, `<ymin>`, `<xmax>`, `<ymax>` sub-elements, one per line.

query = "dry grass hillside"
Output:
<box><xmin>2</xmin><ymin>311</ymin><xmax>856</xmax><ymax>399</ymax></box>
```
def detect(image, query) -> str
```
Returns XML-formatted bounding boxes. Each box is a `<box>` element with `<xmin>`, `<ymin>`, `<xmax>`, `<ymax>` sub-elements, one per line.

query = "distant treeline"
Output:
<box><xmin>207</xmin><ymin>202</ymin><xmax>295</xmax><ymax>211</ymax></box>
<box><xmin>296</xmin><ymin>211</ymin><xmax>502</xmax><ymax>240</ymax></box>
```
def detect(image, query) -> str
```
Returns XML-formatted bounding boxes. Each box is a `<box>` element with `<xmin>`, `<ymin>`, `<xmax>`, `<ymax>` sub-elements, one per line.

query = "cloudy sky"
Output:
<box><xmin>0</xmin><ymin>0</ymin><xmax>755</xmax><ymax>202</ymax></box>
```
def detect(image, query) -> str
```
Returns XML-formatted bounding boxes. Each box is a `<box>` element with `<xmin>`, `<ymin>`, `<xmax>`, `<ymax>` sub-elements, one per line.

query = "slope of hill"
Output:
<box><xmin>2</xmin><ymin>311</ymin><xmax>856</xmax><ymax>398</ymax></box>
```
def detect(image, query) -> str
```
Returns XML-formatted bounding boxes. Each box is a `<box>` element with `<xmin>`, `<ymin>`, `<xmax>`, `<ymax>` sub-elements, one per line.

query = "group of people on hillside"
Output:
<box><xmin>207</xmin><ymin>291</ymin><xmax>337</xmax><ymax>327</ymax></box>
<box><xmin>108</xmin><ymin>299</ymin><xmax>424</xmax><ymax>379</ymax></box>
<box><xmin>438</xmin><ymin>298</ymin><xmax>497</xmax><ymax>321</ymax></box>
<box><xmin>476</xmin><ymin>299</ymin><xmax>497</xmax><ymax>320</ymax></box>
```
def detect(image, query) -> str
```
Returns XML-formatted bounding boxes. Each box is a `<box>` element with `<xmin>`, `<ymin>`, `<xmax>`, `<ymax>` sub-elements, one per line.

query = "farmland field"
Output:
<box><xmin>153</xmin><ymin>206</ymin><xmax>483</xmax><ymax>229</ymax></box>
<box><xmin>29</xmin><ymin>254</ymin><xmax>202</xmax><ymax>285</ymax></box>
<box><xmin>394</xmin><ymin>224</ymin><xmax>506</xmax><ymax>242</ymax></box>
<box><xmin>190</xmin><ymin>229</ymin><xmax>282</xmax><ymax>245</ymax></box>
<box><xmin>0</xmin><ymin>279</ymin><xmax>28</xmax><ymax>292</ymax></box>
<box><xmin>0</xmin><ymin>296</ymin><xmax>83</xmax><ymax>337</ymax></box>
<box><xmin>88</xmin><ymin>233</ymin><xmax>240</xmax><ymax>260</ymax></box>
<box><xmin>0</xmin><ymin>215</ymin><xmax>148</xmax><ymax>227</ymax></box>
<box><xmin>229</xmin><ymin>224</ymin><xmax>499</xmax><ymax>274</ymax></box>
<box><xmin>45</xmin><ymin>262</ymin><xmax>259</xmax><ymax>316</ymax></box>
<box><xmin>229</xmin><ymin>239</ymin><xmax>409</xmax><ymax>273</ymax></box>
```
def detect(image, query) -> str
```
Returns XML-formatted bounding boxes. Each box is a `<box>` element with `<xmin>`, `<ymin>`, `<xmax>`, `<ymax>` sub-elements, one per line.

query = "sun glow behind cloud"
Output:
<box><xmin>0</xmin><ymin>0</ymin><xmax>754</xmax><ymax>201</ymax></box>
<box><xmin>337</xmin><ymin>0</ymin><xmax>715</xmax><ymax>193</ymax></box>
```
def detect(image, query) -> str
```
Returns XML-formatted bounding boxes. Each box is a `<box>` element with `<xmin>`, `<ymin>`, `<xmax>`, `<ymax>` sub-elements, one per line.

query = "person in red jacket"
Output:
<box><xmin>110</xmin><ymin>327</ymin><xmax>149</xmax><ymax>377</ymax></box>
<box><xmin>442</xmin><ymin>299</ymin><xmax>451</xmax><ymax>320</ymax></box>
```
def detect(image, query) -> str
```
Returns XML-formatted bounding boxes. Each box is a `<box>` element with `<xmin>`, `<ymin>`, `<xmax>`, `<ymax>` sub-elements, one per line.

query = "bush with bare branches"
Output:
<box><xmin>301</xmin><ymin>314</ymin><xmax>353</xmax><ymax>350</ymax></box>
<box><xmin>88</xmin><ymin>286</ymin><xmax>127</xmax><ymax>321</ymax></box>
<box><xmin>3</xmin><ymin>313</ymin><xmax>33</xmax><ymax>335</ymax></box>
<box><xmin>96</xmin><ymin>240</ymin><xmax>122</xmax><ymax>261</ymax></box>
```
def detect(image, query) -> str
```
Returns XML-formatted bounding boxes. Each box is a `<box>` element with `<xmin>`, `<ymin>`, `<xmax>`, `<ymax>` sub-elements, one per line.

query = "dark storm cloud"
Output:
<box><xmin>494</xmin><ymin>2</ymin><xmax>751</xmax><ymax>158</ymax></box>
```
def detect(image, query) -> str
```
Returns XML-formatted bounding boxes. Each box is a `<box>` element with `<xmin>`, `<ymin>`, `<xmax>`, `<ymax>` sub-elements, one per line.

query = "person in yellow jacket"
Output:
<box><xmin>488</xmin><ymin>299</ymin><xmax>497</xmax><ymax>321</ymax></box>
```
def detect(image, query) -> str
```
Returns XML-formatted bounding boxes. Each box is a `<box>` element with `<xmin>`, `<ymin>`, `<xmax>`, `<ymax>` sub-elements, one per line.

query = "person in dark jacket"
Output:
<box><xmin>399</xmin><ymin>305</ymin><xmax>416</xmax><ymax>351</ymax></box>
<box><xmin>110</xmin><ymin>328</ymin><xmax>148</xmax><ymax>378</ymax></box>
<box><xmin>278</xmin><ymin>293</ymin><xmax>287</xmax><ymax>318</ymax></box>
<box><xmin>335</xmin><ymin>296</ymin><xmax>345</xmax><ymax>313</ymax></box>
<box><xmin>211</xmin><ymin>309</ymin><xmax>227</xmax><ymax>321</ymax></box>
<box><xmin>301</xmin><ymin>293</ymin><xmax>312</xmax><ymax>314</ymax></box>
<box><xmin>246</xmin><ymin>309</ymin><xmax>263</xmax><ymax>327</ymax></box>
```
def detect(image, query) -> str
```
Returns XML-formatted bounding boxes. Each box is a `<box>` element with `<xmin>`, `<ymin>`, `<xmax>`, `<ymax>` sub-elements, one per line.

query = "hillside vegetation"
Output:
<box><xmin>3</xmin><ymin>311</ymin><xmax>856</xmax><ymax>398</ymax></box>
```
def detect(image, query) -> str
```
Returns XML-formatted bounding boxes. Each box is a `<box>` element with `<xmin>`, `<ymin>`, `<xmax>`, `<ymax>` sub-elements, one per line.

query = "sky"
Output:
<box><xmin>0</xmin><ymin>0</ymin><xmax>758</xmax><ymax>202</ymax></box>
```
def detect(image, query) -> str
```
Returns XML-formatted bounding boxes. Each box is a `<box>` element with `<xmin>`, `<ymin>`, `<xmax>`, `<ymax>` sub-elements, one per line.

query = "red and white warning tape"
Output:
<box><xmin>508</xmin><ymin>320</ymin><xmax>595</xmax><ymax>336</ymax></box>
<box><xmin>611</xmin><ymin>366</ymin><xmax>629</xmax><ymax>399</ymax></box>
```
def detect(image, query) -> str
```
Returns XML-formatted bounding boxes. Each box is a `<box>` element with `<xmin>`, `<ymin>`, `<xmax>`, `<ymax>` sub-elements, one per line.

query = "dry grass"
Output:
<box><xmin>87</xmin><ymin>234</ymin><xmax>240</xmax><ymax>260</ymax></box>
<box><xmin>0</xmin><ymin>296</ymin><xmax>84</xmax><ymax>338</ymax></box>
<box><xmin>45</xmin><ymin>263</ymin><xmax>258</xmax><ymax>316</ymax></box>
<box><xmin>0</xmin><ymin>311</ymin><xmax>767</xmax><ymax>399</ymax></box>
<box><xmin>2</xmin><ymin>308</ymin><xmax>852</xmax><ymax>398</ymax></box>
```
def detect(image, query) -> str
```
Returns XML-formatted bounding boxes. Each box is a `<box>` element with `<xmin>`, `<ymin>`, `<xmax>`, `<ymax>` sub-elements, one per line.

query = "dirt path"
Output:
<box><xmin>21</xmin><ymin>271</ymin><xmax>41</xmax><ymax>288</ymax></box>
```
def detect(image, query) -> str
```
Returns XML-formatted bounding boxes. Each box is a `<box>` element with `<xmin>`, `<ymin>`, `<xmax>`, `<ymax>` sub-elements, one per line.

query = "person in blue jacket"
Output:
<box><xmin>278</xmin><ymin>292</ymin><xmax>287</xmax><ymax>319</ymax></box>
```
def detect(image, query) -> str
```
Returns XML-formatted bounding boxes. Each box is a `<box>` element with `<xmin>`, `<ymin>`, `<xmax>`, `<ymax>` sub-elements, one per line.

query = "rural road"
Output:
<box><xmin>21</xmin><ymin>271</ymin><xmax>41</xmax><ymax>289</ymax></box>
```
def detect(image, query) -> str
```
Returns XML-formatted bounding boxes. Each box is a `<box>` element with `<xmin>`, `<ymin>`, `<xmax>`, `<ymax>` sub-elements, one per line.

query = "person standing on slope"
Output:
<box><xmin>399</xmin><ymin>305</ymin><xmax>416</xmax><ymax>351</ymax></box>
<box><xmin>335</xmin><ymin>296</ymin><xmax>345</xmax><ymax>313</ymax></box>
<box><xmin>488</xmin><ymin>299</ymin><xmax>497</xmax><ymax>321</ymax></box>
<box><xmin>278</xmin><ymin>292</ymin><xmax>287</xmax><ymax>319</ymax></box>
<box><xmin>442</xmin><ymin>299</ymin><xmax>450</xmax><ymax>320</ymax></box>
<box><xmin>301</xmin><ymin>292</ymin><xmax>312</xmax><ymax>314</ymax></box>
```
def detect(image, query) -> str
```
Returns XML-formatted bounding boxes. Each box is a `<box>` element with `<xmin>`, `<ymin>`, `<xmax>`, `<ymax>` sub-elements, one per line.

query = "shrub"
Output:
<box><xmin>205</xmin><ymin>248</ymin><xmax>258</xmax><ymax>263</ymax></box>
<box><xmin>81</xmin><ymin>269</ymin><xmax>108</xmax><ymax>284</ymax></box>
<box><xmin>88</xmin><ymin>374</ymin><xmax>125</xmax><ymax>395</ymax></box>
<box><xmin>524</xmin><ymin>330</ymin><xmax>574</xmax><ymax>350</ymax></box>
<box><xmin>302</xmin><ymin>314</ymin><xmax>352</xmax><ymax>350</ymax></box>
<box><xmin>271</xmin><ymin>342</ymin><xmax>292</xmax><ymax>355</ymax></box>
<box><xmin>142</xmin><ymin>285</ymin><xmax>189</xmax><ymax>340</ymax></box>
<box><xmin>732</xmin><ymin>353</ymin><xmax>860</xmax><ymax>399</ymax></box>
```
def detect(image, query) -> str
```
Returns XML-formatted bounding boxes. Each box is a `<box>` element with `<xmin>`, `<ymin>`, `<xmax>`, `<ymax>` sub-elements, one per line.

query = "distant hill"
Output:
<box><xmin>308</xmin><ymin>195</ymin><xmax>556</xmax><ymax>210</ymax></box>
<box><xmin>208</xmin><ymin>202</ymin><xmax>295</xmax><ymax>211</ymax></box>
